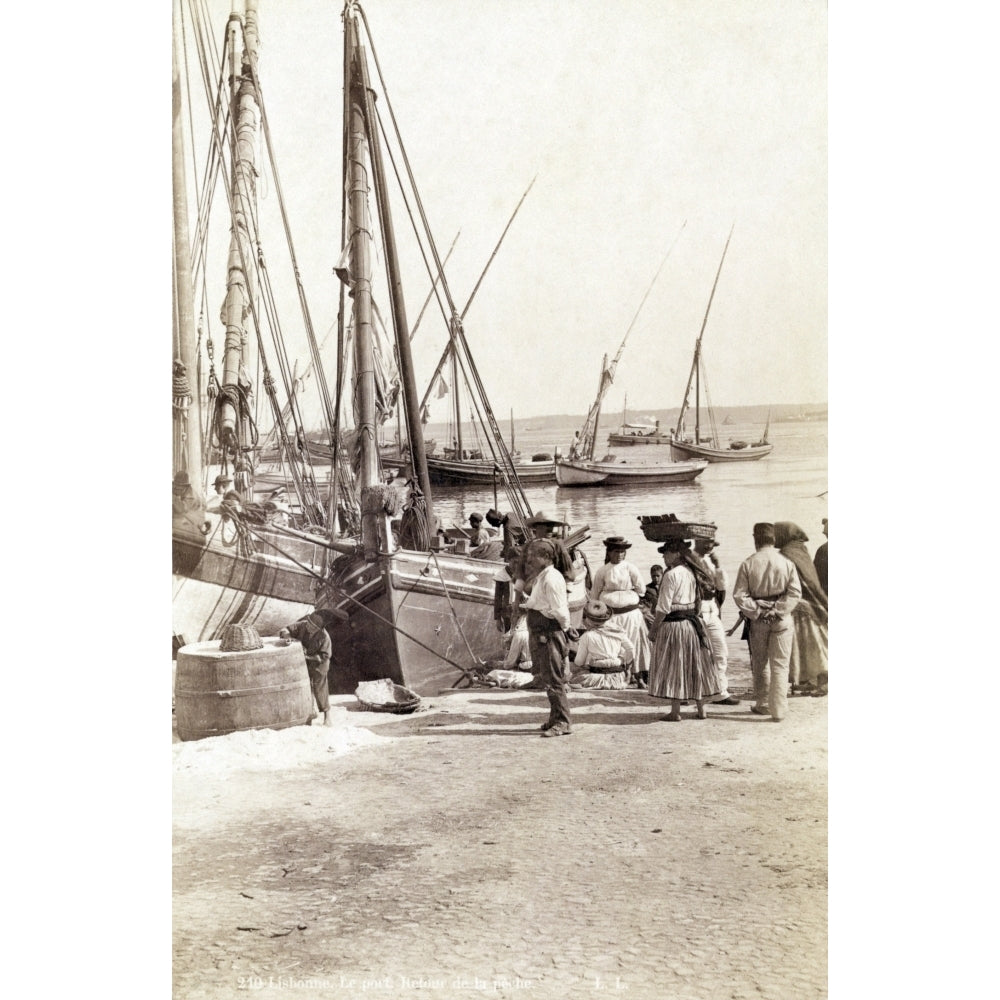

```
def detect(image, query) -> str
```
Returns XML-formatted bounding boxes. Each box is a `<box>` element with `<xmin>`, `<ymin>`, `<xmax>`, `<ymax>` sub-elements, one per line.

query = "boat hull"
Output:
<box><xmin>669</xmin><ymin>440</ymin><xmax>773</xmax><ymax>462</ymax></box>
<box><xmin>426</xmin><ymin>456</ymin><xmax>555</xmax><ymax>485</ymax></box>
<box><xmin>172</xmin><ymin>514</ymin><xmax>329</xmax><ymax>646</ymax></box>
<box><xmin>554</xmin><ymin>458</ymin><xmax>708</xmax><ymax>487</ymax></box>
<box><xmin>316</xmin><ymin>545</ymin><xmax>586</xmax><ymax>696</ymax></box>
<box><xmin>606</xmin><ymin>432</ymin><xmax>673</xmax><ymax>447</ymax></box>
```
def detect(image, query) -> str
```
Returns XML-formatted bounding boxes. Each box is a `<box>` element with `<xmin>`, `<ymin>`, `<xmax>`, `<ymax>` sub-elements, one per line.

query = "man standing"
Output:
<box><xmin>733</xmin><ymin>523</ymin><xmax>801</xmax><ymax>722</ymax></box>
<box><xmin>813</xmin><ymin>517</ymin><xmax>828</xmax><ymax>595</ymax></box>
<box><xmin>279</xmin><ymin>613</ymin><xmax>334</xmax><ymax>727</ymax></box>
<box><xmin>693</xmin><ymin>536</ymin><xmax>739</xmax><ymax>706</ymax></box>
<box><xmin>520</xmin><ymin>538</ymin><xmax>573</xmax><ymax>737</ymax></box>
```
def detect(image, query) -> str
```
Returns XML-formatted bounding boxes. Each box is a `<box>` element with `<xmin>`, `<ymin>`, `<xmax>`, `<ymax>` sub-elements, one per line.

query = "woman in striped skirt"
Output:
<box><xmin>647</xmin><ymin>537</ymin><xmax>721</xmax><ymax>720</ymax></box>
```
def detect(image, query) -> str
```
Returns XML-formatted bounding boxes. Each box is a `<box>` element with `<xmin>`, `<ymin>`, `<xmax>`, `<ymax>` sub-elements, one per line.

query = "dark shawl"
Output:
<box><xmin>774</xmin><ymin>521</ymin><xmax>828</xmax><ymax>625</ymax></box>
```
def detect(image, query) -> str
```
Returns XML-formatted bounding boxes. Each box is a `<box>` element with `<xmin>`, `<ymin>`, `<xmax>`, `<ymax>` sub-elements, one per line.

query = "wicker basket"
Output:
<box><xmin>354</xmin><ymin>678</ymin><xmax>421</xmax><ymax>714</ymax></box>
<box><xmin>218</xmin><ymin>623</ymin><xmax>264</xmax><ymax>652</ymax></box>
<box><xmin>637</xmin><ymin>514</ymin><xmax>717</xmax><ymax>543</ymax></box>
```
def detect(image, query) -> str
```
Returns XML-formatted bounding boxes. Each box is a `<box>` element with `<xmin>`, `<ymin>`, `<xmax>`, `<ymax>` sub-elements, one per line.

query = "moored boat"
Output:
<box><xmin>172</xmin><ymin>0</ymin><xmax>339</xmax><ymax>647</ymax></box>
<box><xmin>312</xmin><ymin>1</ymin><xmax>588</xmax><ymax>695</ymax></box>
<box><xmin>668</xmin><ymin>227</ymin><xmax>773</xmax><ymax>463</ymax></box>
<box><xmin>553</xmin><ymin>225</ymin><xmax>708</xmax><ymax>488</ymax></box>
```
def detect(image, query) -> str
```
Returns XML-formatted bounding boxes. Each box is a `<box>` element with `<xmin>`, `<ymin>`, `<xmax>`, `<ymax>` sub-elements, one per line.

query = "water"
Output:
<box><xmin>427</xmin><ymin>419</ymin><xmax>828</xmax><ymax>615</ymax></box>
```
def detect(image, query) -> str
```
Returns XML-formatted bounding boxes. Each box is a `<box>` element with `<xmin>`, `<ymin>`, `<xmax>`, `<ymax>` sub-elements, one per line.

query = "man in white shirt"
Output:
<box><xmin>693</xmin><ymin>536</ymin><xmax>739</xmax><ymax>706</ymax></box>
<box><xmin>733</xmin><ymin>523</ymin><xmax>802</xmax><ymax>721</ymax></box>
<box><xmin>521</xmin><ymin>538</ymin><xmax>573</xmax><ymax>737</ymax></box>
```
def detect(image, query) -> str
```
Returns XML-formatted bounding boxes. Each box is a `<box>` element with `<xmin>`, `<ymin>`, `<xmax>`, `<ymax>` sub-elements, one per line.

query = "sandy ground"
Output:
<box><xmin>173</xmin><ymin>639</ymin><xmax>827</xmax><ymax>1000</ymax></box>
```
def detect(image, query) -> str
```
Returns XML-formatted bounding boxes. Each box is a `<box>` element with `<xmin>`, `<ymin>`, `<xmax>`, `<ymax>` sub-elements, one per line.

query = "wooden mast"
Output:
<box><xmin>345</xmin><ymin>6</ymin><xmax>436</xmax><ymax>542</ymax></box>
<box><xmin>217</xmin><ymin>0</ymin><xmax>261</xmax><ymax>489</ymax></box>
<box><xmin>673</xmin><ymin>225</ymin><xmax>734</xmax><ymax>442</ymax></box>
<box><xmin>172</xmin><ymin>0</ymin><xmax>203</xmax><ymax>491</ymax></box>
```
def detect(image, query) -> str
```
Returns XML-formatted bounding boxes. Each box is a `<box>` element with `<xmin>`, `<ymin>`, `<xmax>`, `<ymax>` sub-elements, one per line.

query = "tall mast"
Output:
<box><xmin>172</xmin><ymin>0</ymin><xmax>203</xmax><ymax>490</ymax></box>
<box><xmin>217</xmin><ymin>0</ymin><xmax>261</xmax><ymax>488</ymax></box>
<box><xmin>674</xmin><ymin>224</ymin><xmax>734</xmax><ymax>440</ymax></box>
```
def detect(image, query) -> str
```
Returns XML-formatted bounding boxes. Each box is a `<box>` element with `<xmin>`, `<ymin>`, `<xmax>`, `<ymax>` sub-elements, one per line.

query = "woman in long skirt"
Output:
<box><xmin>775</xmin><ymin>521</ymin><xmax>829</xmax><ymax>696</ymax></box>
<box><xmin>647</xmin><ymin>538</ymin><xmax>721</xmax><ymax>720</ymax></box>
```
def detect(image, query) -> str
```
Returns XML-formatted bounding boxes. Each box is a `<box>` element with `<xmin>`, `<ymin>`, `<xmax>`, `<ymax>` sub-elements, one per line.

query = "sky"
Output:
<box><xmin>181</xmin><ymin>0</ymin><xmax>827</xmax><ymax>422</ymax></box>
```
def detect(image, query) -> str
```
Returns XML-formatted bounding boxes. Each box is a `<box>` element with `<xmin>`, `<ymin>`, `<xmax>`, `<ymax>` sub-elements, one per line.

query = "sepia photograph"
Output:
<box><xmin>171</xmin><ymin>1</ymin><xmax>827</xmax><ymax>996</ymax></box>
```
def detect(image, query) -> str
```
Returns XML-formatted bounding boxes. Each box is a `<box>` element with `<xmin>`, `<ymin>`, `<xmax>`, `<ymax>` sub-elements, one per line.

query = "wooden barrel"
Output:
<box><xmin>175</xmin><ymin>637</ymin><xmax>314</xmax><ymax>742</ymax></box>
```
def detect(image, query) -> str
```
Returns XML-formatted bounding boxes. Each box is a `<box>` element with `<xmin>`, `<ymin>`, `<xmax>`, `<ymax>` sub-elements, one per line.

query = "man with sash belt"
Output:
<box><xmin>520</xmin><ymin>538</ymin><xmax>573</xmax><ymax>737</ymax></box>
<box><xmin>733</xmin><ymin>522</ymin><xmax>802</xmax><ymax>721</ymax></box>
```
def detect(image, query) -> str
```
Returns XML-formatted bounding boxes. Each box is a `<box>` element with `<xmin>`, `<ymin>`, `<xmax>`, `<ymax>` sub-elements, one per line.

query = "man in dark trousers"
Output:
<box><xmin>280</xmin><ymin>613</ymin><xmax>334</xmax><ymax>726</ymax></box>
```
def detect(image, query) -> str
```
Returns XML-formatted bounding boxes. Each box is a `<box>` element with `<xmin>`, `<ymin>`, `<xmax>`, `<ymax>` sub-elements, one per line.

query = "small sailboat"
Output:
<box><xmin>668</xmin><ymin>228</ymin><xmax>774</xmax><ymax>463</ymax></box>
<box><xmin>554</xmin><ymin>228</ymin><xmax>707</xmax><ymax>487</ymax></box>
<box><xmin>418</xmin><ymin>182</ymin><xmax>556</xmax><ymax>486</ymax></box>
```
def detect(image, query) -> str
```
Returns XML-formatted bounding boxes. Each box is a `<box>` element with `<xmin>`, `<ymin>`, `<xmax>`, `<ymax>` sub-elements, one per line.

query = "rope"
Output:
<box><xmin>233</xmin><ymin>520</ymin><xmax>479</xmax><ymax>684</ymax></box>
<box><xmin>428</xmin><ymin>550</ymin><xmax>486</xmax><ymax>669</ymax></box>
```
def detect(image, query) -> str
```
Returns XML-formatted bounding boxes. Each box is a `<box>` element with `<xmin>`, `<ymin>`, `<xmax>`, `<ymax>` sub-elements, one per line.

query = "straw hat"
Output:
<box><xmin>526</xmin><ymin>510</ymin><xmax>566</xmax><ymax>527</ymax></box>
<box><xmin>582</xmin><ymin>600</ymin><xmax>612</xmax><ymax>623</ymax></box>
<box><xmin>602</xmin><ymin>535</ymin><xmax>632</xmax><ymax>550</ymax></box>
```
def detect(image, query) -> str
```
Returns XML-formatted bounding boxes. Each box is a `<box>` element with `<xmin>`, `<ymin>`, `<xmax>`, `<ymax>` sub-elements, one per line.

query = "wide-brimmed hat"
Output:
<box><xmin>526</xmin><ymin>510</ymin><xmax>566</xmax><ymax>527</ymax></box>
<box><xmin>602</xmin><ymin>535</ymin><xmax>632</xmax><ymax>550</ymax></box>
<box><xmin>657</xmin><ymin>537</ymin><xmax>691</xmax><ymax>553</ymax></box>
<box><xmin>582</xmin><ymin>600</ymin><xmax>612</xmax><ymax>623</ymax></box>
<box><xmin>694</xmin><ymin>537</ymin><xmax>719</xmax><ymax>549</ymax></box>
<box><xmin>214</xmin><ymin>473</ymin><xmax>232</xmax><ymax>487</ymax></box>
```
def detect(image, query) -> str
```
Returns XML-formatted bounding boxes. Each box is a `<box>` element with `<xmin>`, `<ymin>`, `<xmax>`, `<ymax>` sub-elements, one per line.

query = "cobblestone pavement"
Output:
<box><xmin>174</xmin><ymin>689</ymin><xmax>827</xmax><ymax>1000</ymax></box>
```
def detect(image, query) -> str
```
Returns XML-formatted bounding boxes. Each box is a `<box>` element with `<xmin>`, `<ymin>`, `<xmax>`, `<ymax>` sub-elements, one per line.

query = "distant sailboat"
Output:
<box><xmin>668</xmin><ymin>228</ymin><xmax>774</xmax><ymax>463</ymax></box>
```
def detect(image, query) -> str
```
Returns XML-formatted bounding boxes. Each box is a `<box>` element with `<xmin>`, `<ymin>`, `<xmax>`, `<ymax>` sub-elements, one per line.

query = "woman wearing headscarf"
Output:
<box><xmin>647</xmin><ymin>537</ymin><xmax>721</xmax><ymax>720</ymax></box>
<box><xmin>774</xmin><ymin>521</ymin><xmax>829</xmax><ymax>696</ymax></box>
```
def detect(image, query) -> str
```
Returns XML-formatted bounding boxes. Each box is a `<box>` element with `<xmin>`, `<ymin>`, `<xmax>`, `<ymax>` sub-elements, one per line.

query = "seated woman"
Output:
<box><xmin>569</xmin><ymin>600</ymin><xmax>635</xmax><ymax>690</ymax></box>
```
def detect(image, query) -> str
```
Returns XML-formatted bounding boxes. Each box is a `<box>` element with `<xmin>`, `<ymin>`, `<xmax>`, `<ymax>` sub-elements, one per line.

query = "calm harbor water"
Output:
<box><xmin>427</xmin><ymin>419</ymin><xmax>828</xmax><ymax>617</ymax></box>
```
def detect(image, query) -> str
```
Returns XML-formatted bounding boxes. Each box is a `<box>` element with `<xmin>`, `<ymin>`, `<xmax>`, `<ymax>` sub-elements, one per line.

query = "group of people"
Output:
<box><xmin>276</xmin><ymin>508</ymin><xmax>827</xmax><ymax>736</ymax></box>
<box><xmin>499</xmin><ymin>516</ymin><xmax>828</xmax><ymax>735</ymax></box>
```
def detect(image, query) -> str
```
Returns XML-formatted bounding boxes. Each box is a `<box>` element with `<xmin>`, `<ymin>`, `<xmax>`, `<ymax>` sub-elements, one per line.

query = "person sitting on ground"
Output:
<box><xmin>589</xmin><ymin>535</ymin><xmax>651</xmax><ymax>688</ymax></box>
<box><xmin>569</xmin><ymin>600</ymin><xmax>635</xmax><ymax>690</ymax></box>
<box><xmin>502</xmin><ymin>612</ymin><xmax>532</xmax><ymax>671</ymax></box>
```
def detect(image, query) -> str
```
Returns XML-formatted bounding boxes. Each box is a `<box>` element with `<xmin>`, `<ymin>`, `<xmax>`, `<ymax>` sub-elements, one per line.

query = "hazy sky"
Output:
<box><xmin>187</xmin><ymin>0</ymin><xmax>826</xmax><ymax>420</ymax></box>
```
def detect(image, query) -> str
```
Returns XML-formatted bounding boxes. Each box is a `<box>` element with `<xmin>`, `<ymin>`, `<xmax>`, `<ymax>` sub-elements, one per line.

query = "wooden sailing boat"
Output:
<box><xmin>554</xmin><ymin>228</ymin><xmax>708</xmax><ymax>487</ymax></box>
<box><xmin>172</xmin><ymin>0</ymin><xmax>344</xmax><ymax>645</ymax></box>
<box><xmin>312</xmin><ymin>2</ymin><xmax>587</xmax><ymax>695</ymax></box>
<box><xmin>668</xmin><ymin>227</ymin><xmax>773</xmax><ymax>463</ymax></box>
<box><xmin>417</xmin><ymin>181</ymin><xmax>556</xmax><ymax>486</ymax></box>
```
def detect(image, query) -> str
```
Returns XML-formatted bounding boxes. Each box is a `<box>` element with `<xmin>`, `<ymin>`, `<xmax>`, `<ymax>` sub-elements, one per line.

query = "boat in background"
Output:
<box><xmin>668</xmin><ymin>227</ymin><xmax>774</xmax><ymax>463</ymax></box>
<box><xmin>607</xmin><ymin>396</ymin><xmax>670</xmax><ymax>447</ymax></box>
<box><xmin>311</xmin><ymin>2</ymin><xmax>587</xmax><ymax>696</ymax></box>
<box><xmin>554</xmin><ymin>227</ymin><xmax>708</xmax><ymax>487</ymax></box>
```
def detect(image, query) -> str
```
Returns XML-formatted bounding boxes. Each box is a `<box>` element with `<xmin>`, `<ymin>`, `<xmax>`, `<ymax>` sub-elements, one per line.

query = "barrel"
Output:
<box><xmin>175</xmin><ymin>637</ymin><xmax>314</xmax><ymax>741</ymax></box>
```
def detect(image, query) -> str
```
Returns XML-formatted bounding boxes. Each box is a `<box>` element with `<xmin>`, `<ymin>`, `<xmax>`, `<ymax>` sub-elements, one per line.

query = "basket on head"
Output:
<box><xmin>637</xmin><ymin>514</ymin><xmax>717</xmax><ymax>543</ymax></box>
<box><xmin>218</xmin><ymin>623</ymin><xmax>264</xmax><ymax>652</ymax></box>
